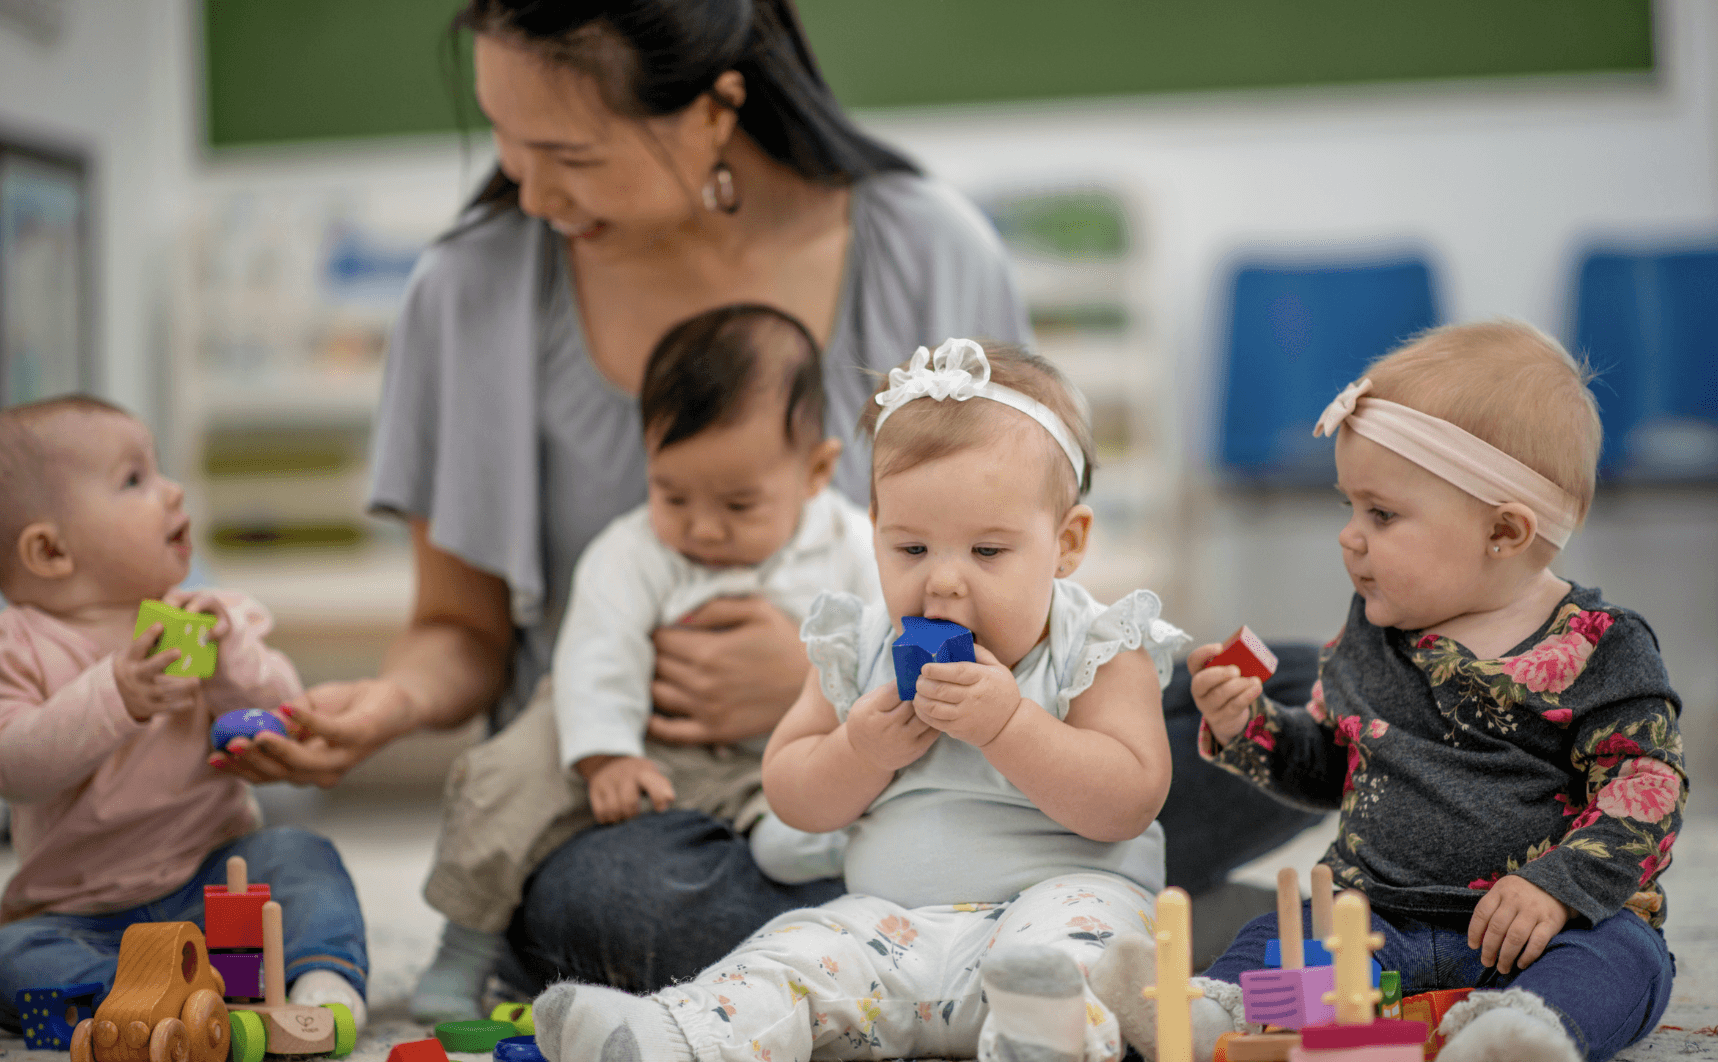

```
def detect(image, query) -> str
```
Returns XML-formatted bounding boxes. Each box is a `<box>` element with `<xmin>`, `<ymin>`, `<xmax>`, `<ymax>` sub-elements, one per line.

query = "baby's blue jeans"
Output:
<box><xmin>0</xmin><ymin>827</ymin><xmax>367</xmax><ymax>1031</ymax></box>
<box><xmin>1204</xmin><ymin>898</ymin><xmax>1674</xmax><ymax>1061</ymax></box>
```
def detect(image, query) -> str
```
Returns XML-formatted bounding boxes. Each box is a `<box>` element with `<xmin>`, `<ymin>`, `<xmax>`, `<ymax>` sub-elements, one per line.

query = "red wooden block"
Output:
<box><xmin>203</xmin><ymin>884</ymin><xmax>270</xmax><ymax>950</ymax></box>
<box><xmin>1207</xmin><ymin>625</ymin><xmax>1278</xmax><ymax>682</ymax></box>
<box><xmin>388</xmin><ymin>1039</ymin><xmax>451</xmax><ymax>1062</ymax></box>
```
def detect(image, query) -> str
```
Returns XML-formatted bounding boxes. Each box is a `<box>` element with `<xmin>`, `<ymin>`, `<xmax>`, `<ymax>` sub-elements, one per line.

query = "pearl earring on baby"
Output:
<box><xmin>1492</xmin><ymin>545</ymin><xmax>1501</xmax><ymax>553</ymax></box>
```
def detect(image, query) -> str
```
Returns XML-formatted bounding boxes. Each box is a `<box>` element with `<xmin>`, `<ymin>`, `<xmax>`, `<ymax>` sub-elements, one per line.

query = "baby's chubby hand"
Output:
<box><xmin>161</xmin><ymin>589</ymin><xmax>236</xmax><ymax>685</ymax></box>
<box><xmin>1468</xmin><ymin>873</ymin><xmax>1573</xmax><ymax>974</ymax></box>
<box><xmin>844</xmin><ymin>683</ymin><xmax>938</xmax><ymax>774</ymax></box>
<box><xmin>1187</xmin><ymin>642</ymin><xmax>1263</xmax><ymax>748</ymax></box>
<box><xmin>577</xmin><ymin>755</ymin><xmax>676</xmax><ymax>824</ymax></box>
<box><xmin>913</xmin><ymin>645</ymin><xmax>1023</xmax><ymax>748</ymax></box>
<box><xmin>114</xmin><ymin>625</ymin><xmax>200</xmax><ymax>722</ymax></box>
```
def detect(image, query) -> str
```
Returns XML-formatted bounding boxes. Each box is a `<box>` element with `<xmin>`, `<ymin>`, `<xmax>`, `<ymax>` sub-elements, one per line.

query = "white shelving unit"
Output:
<box><xmin>164</xmin><ymin>184</ymin><xmax>448</xmax><ymax>674</ymax></box>
<box><xmin>980</xmin><ymin>184</ymin><xmax>1184</xmax><ymax>610</ymax></box>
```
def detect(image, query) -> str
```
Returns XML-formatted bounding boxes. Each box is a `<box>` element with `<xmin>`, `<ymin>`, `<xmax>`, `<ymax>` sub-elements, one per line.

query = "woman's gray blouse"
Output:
<box><xmin>369</xmin><ymin>173</ymin><xmax>1032</xmax><ymax>724</ymax></box>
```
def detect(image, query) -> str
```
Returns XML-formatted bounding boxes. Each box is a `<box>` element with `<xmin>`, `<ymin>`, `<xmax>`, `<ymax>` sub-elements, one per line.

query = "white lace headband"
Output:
<box><xmin>1314</xmin><ymin>377</ymin><xmax>1581</xmax><ymax>548</ymax></box>
<box><xmin>872</xmin><ymin>338</ymin><xmax>1087</xmax><ymax>483</ymax></box>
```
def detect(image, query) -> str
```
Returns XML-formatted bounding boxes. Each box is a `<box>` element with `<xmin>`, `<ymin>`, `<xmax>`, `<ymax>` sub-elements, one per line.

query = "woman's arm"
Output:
<box><xmin>761</xmin><ymin>670</ymin><xmax>936</xmax><ymax>833</ymax></box>
<box><xmin>967</xmin><ymin>647</ymin><xmax>1171</xmax><ymax>842</ymax></box>
<box><xmin>213</xmin><ymin>519</ymin><xmax>512</xmax><ymax>787</ymax></box>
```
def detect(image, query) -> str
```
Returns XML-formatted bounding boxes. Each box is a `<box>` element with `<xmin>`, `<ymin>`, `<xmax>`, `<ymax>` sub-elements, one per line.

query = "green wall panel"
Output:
<box><xmin>204</xmin><ymin>0</ymin><xmax>1654</xmax><ymax>148</ymax></box>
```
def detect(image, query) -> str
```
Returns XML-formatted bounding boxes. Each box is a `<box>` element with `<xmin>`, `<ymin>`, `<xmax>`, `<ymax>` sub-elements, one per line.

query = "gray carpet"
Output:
<box><xmin>3</xmin><ymin>798</ymin><xmax>1713</xmax><ymax>1061</ymax></box>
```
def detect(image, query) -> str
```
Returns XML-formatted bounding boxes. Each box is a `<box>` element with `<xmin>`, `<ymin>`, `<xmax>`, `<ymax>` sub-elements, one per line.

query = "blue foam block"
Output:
<box><xmin>892</xmin><ymin>617</ymin><xmax>975</xmax><ymax>701</ymax></box>
<box><xmin>210</xmin><ymin>708</ymin><xmax>288</xmax><ymax>751</ymax></box>
<box><xmin>16</xmin><ymin>982</ymin><xmax>104</xmax><ymax>1050</ymax></box>
<box><xmin>494</xmin><ymin>1036</ymin><xmax>545</xmax><ymax>1062</ymax></box>
<box><xmin>1263</xmin><ymin>939</ymin><xmax>1381</xmax><ymax>986</ymax></box>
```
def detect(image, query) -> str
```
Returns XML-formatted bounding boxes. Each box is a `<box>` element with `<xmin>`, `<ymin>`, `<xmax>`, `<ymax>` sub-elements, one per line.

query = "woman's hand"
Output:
<box><xmin>647</xmin><ymin>596</ymin><xmax>808</xmax><ymax>745</ymax></box>
<box><xmin>208</xmin><ymin>678</ymin><xmax>418</xmax><ymax>788</ymax></box>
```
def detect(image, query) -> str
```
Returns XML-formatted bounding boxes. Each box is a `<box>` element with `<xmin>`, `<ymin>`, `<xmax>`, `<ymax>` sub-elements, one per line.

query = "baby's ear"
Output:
<box><xmin>804</xmin><ymin>437</ymin><xmax>842</xmax><ymax>495</ymax></box>
<box><xmin>17</xmin><ymin>521</ymin><xmax>74</xmax><ymax>580</ymax></box>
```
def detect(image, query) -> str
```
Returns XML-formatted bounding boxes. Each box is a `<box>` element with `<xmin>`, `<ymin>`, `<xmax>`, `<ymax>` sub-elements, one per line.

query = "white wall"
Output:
<box><xmin>0</xmin><ymin>0</ymin><xmax>186</xmax><ymax>418</ymax></box>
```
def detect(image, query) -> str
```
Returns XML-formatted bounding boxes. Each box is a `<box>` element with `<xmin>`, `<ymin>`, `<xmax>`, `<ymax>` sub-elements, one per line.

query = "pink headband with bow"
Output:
<box><xmin>1314</xmin><ymin>378</ymin><xmax>1579</xmax><ymax>548</ymax></box>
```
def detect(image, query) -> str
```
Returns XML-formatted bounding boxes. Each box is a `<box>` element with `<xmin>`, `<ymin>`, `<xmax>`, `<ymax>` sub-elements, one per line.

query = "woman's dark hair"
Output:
<box><xmin>453</xmin><ymin>0</ymin><xmax>918</xmax><ymax>213</ymax></box>
<box><xmin>639</xmin><ymin>303</ymin><xmax>824</xmax><ymax>450</ymax></box>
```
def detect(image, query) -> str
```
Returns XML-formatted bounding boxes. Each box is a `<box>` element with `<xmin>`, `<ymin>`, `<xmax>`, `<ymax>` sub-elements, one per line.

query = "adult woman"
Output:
<box><xmin>217</xmin><ymin>0</ymin><xmax>1317</xmax><ymax>1003</ymax></box>
<box><xmin>219</xmin><ymin>0</ymin><xmax>1027</xmax><ymax>993</ymax></box>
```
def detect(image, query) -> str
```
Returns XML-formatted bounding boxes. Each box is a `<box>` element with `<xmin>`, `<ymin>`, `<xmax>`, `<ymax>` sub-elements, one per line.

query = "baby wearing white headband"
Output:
<box><xmin>532</xmin><ymin>338</ymin><xmax>1192</xmax><ymax>1062</ymax></box>
<box><xmin>1165</xmin><ymin>322</ymin><xmax>1685</xmax><ymax>1062</ymax></box>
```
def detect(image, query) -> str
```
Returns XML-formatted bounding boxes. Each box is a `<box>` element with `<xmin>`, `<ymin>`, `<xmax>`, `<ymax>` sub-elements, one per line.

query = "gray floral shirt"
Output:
<box><xmin>1200</xmin><ymin>585</ymin><xmax>1685</xmax><ymax>930</ymax></box>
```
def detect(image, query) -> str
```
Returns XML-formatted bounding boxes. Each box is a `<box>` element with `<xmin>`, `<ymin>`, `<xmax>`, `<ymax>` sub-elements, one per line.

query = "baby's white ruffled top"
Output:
<box><xmin>802</xmin><ymin>580</ymin><xmax>1189</xmax><ymax>909</ymax></box>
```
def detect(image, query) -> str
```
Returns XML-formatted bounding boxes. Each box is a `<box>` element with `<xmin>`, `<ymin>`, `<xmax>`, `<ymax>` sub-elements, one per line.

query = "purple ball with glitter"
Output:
<box><xmin>210</xmin><ymin>708</ymin><xmax>287</xmax><ymax>751</ymax></box>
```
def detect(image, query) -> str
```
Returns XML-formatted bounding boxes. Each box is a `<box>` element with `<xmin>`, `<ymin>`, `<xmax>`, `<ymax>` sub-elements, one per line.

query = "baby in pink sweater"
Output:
<box><xmin>0</xmin><ymin>396</ymin><xmax>367</xmax><ymax>1033</ymax></box>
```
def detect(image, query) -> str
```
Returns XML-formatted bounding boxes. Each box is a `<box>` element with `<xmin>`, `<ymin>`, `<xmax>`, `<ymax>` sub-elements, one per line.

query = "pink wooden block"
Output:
<box><xmin>1289</xmin><ymin>1046</ymin><xmax>1425</xmax><ymax>1062</ymax></box>
<box><xmin>1301</xmin><ymin>1020</ymin><xmax>1427</xmax><ymax>1050</ymax></box>
<box><xmin>1240</xmin><ymin>965</ymin><xmax>1335</xmax><ymax>1029</ymax></box>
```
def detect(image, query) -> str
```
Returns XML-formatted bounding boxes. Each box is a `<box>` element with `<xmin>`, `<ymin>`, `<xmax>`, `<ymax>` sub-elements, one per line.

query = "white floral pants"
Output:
<box><xmin>661</xmin><ymin>871</ymin><xmax>1153</xmax><ymax>1061</ymax></box>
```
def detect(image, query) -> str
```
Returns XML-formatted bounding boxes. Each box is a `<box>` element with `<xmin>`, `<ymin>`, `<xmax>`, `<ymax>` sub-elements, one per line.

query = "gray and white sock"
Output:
<box><xmin>533</xmin><ymin>981</ymin><xmax>693</xmax><ymax>1062</ymax></box>
<box><xmin>979</xmin><ymin>945</ymin><xmax>1087</xmax><ymax>1062</ymax></box>
<box><xmin>1438</xmin><ymin>988</ymin><xmax>1581</xmax><ymax>1062</ymax></box>
<box><xmin>410</xmin><ymin>921</ymin><xmax>505</xmax><ymax>1023</ymax></box>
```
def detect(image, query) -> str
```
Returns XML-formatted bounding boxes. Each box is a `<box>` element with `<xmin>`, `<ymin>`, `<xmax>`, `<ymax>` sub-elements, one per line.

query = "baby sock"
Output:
<box><xmin>533</xmin><ymin>981</ymin><xmax>692</xmax><ymax>1062</ymax></box>
<box><xmin>410</xmin><ymin>920</ymin><xmax>505</xmax><ymax>1023</ymax></box>
<box><xmin>978</xmin><ymin>945</ymin><xmax>1087</xmax><ymax>1062</ymax></box>
<box><xmin>1089</xmin><ymin>933</ymin><xmax>1244</xmax><ymax>1062</ymax></box>
<box><xmin>288</xmin><ymin>969</ymin><xmax>368</xmax><ymax>1035</ymax></box>
<box><xmin>1436</xmin><ymin>988</ymin><xmax>1581</xmax><ymax>1062</ymax></box>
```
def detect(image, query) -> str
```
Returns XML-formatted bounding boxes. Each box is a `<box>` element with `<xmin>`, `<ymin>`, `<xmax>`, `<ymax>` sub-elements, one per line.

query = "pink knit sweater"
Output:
<box><xmin>0</xmin><ymin>591</ymin><xmax>302</xmax><ymax>921</ymax></box>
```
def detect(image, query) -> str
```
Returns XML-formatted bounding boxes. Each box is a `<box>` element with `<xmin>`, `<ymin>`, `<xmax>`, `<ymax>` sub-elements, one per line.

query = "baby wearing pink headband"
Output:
<box><xmin>1113</xmin><ymin>323</ymin><xmax>1685</xmax><ymax>1062</ymax></box>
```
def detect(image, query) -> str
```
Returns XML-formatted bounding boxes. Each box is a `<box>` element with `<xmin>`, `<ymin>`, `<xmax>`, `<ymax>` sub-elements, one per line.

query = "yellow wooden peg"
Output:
<box><xmin>1142</xmin><ymin>887</ymin><xmax>1204</xmax><ymax>1062</ymax></box>
<box><xmin>1321</xmin><ymin>890</ymin><xmax>1384</xmax><ymax>1024</ymax></box>
<box><xmin>1276</xmin><ymin>867</ymin><xmax>1303</xmax><ymax>970</ymax></box>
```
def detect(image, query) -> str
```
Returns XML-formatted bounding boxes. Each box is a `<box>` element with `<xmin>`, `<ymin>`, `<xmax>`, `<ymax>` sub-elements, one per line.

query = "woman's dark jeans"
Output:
<box><xmin>501</xmin><ymin>645</ymin><xmax>1324</xmax><ymax>994</ymax></box>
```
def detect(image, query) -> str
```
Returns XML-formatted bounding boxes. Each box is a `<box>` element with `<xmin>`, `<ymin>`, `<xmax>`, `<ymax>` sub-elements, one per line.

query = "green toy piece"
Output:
<box><xmin>134</xmin><ymin>599</ymin><xmax>217</xmax><ymax>678</ymax></box>
<box><xmin>324</xmin><ymin>1003</ymin><xmax>357</xmax><ymax>1058</ymax></box>
<box><xmin>435</xmin><ymin>1020</ymin><xmax>518</xmax><ymax>1053</ymax></box>
<box><xmin>230</xmin><ymin>1009</ymin><xmax>267</xmax><ymax>1062</ymax></box>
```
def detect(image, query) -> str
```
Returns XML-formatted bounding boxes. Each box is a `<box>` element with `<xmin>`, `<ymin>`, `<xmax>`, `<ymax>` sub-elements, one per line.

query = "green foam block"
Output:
<box><xmin>134</xmin><ymin>599</ymin><xmax>218</xmax><ymax>678</ymax></box>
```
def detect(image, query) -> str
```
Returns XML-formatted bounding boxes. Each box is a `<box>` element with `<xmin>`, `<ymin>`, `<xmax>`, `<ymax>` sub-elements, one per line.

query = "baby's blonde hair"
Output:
<box><xmin>858</xmin><ymin>342</ymin><xmax>1095</xmax><ymax>512</ymax></box>
<box><xmin>1363</xmin><ymin>321</ymin><xmax>1602</xmax><ymax>521</ymax></box>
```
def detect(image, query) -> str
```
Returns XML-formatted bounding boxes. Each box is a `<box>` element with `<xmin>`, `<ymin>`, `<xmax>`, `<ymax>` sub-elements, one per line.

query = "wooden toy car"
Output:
<box><xmin>226</xmin><ymin>900</ymin><xmax>355</xmax><ymax>1062</ymax></box>
<box><xmin>70</xmin><ymin>922</ymin><xmax>229</xmax><ymax>1062</ymax></box>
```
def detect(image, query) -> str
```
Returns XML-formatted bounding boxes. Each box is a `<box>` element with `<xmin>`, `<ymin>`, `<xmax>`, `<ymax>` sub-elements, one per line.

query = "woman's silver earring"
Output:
<box><xmin>702</xmin><ymin>160</ymin><xmax>739</xmax><ymax>214</ymax></box>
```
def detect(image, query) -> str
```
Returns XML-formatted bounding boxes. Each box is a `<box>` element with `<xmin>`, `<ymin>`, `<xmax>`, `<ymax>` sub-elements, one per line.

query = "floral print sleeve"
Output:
<box><xmin>1197</xmin><ymin>632</ymin><xmax>1348</xmax><ymax>811</ymax></box>
<box><xmin>1497</xmin><ymin>609</ymin><xmax>1687</xmax><ymax>928</ymax></box>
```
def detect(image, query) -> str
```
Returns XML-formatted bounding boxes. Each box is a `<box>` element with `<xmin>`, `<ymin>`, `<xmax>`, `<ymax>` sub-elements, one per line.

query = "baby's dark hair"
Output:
<box><xmin>639</xmin><ymin>304</ymin><xmax>825</xmax><ymax>450</ymax></box>
<box><xmin>0</xmin><ymin>394</ymin><xmax>131</xmax><ymax>584</ymax></box>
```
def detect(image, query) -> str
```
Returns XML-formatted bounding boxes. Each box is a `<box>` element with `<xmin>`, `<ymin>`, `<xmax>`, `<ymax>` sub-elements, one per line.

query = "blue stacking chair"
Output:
<box><xmin>1572</xmin><ymin>247</ymin><xmax>1718</xmax><ymax>481</ymax></box>
<box><xmin>1217</xmin><ymin>256</ymin><xmax>1440</xmax><ymax>484</ymax></box>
